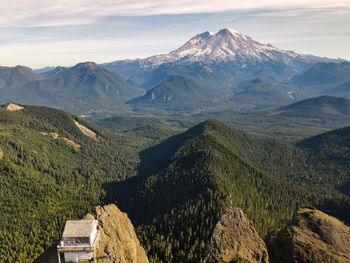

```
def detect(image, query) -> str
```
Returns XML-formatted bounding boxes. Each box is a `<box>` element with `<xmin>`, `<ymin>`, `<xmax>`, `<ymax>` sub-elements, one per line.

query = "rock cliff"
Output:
<box><xmin>268</xmin><ymin>207</ymin><xmax>350</xmax><ymax>263</ymax></box>
<box><xmin>204</xmin><ymin>207</ymin><xmax>269</xmax><ymax>263</ymax></box>
<box><xmin>95</xmin><ymin>204</ymin><xmax>149</xmax><ymax>263</ymax></box>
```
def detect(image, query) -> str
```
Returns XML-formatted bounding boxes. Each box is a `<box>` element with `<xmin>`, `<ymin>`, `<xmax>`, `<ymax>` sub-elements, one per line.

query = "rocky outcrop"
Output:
<box><xmin>268</xmin><ymin>207</ymin><xmax>350</xmax><ymax>263</ymax></box>
<box><xmin>6</xmin><ymin>103</ymin><xmax>24</xmax><ymax>111</ymax></box>
<box><xmin>205</xmin><ymin>207</ymin><xmax>269</xmax><ymax>263</ymax></box>
<box><xmin>96</xmin><ymin>204</ymin><xmax>149</xmax><ymax>263</ymax></box>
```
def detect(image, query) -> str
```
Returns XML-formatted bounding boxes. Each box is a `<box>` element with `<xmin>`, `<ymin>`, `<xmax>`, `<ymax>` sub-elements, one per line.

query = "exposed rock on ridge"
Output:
<box><xmin>205</xmin><ymin>207</ymin><xmax>269</xmax><ymax>263</ymax></box>
<box><xmin>96</xmin><ymin>204</ymin><xmax>149</xmax><ymax>263</ymax></box>
<box><xmin>6</xmin><ymin>103</ymin><xmax>24</xmax><ymax>111</ymax></box>
<box><xmin>268</xmin><ymin>207</ymin><xmax>350</xmax><ymax>263</ymax></box>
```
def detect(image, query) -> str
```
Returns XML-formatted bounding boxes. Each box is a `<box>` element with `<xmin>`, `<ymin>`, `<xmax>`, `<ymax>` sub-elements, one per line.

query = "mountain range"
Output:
<box><xmin>0</xmin><ymin>62</ymin><xmax>141</xmax><ymax>114</ymax></box>
<box><xmin>103</xmin><ymin>28</ymin><xmax>342</xmax><ymax>111</ymax></box>
<box><xmin>0</xmin><ymin>28</ymin><xmax>347</xmax><ymax>117</ymax></box>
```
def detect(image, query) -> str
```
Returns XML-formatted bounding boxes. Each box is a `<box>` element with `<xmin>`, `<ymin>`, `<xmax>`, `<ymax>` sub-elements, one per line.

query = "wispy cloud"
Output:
<box><xmin>0</xmin><ymin>1</ymin><xmax>349</xmax><ymax>67</ymax></box>
<box><xmin>1</xmin><ymin>0</ymin><xmax>350</xmax><ymax>27</ymax></box>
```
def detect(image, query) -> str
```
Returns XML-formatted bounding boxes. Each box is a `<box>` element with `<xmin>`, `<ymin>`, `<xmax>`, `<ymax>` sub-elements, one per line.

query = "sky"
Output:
<box><xmin>0</xmin><ymin>0</ymin><xmax>349</xmax><ymax>68</ymax></box>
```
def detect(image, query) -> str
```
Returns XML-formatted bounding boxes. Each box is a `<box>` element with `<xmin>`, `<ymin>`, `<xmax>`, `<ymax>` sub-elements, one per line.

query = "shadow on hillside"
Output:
<box><xmin>337</xmin><ymin>182</ymin><xmax>350</xmax><ymax>197</ymax></box>
<box><xmin>33</xmin><ymin>243</ymin><xmax>60</xmax><ymax>263</ymax></box>
<box><xmin>102</xmin><ymin>131</ymin><xmax>188</xmax><ymax>205</ymax></box>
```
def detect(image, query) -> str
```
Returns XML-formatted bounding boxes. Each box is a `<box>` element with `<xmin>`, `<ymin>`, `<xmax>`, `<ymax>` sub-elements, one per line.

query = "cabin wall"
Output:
<box><xmin>89</xmin><ymin>227</ymin><xmax>97</xmax><ymax>244</ymax></box>
<box><xmin>64</xmin><ymin>252</ymin><xmax>92</xmax><ymax>262</ymax></box>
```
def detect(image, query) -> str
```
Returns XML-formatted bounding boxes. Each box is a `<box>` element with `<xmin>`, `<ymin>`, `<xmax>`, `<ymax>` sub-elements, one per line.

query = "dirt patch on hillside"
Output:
<box><xmin>6</xmin><ymin>103</ymin><xmax>24</xmax><ymax>111</ymax></box>
<box><xmin>39</xmin><ymin>132</ymin><xmax>59</xmax><ymax>139</ymax></box>
<box><xmin>39</xmin><ymin>131</ymin><xmax>81</xmax><ymax>151</ymax></box>
<box><xmin>63</xmin><ymin>138</ymin><xmax>81</xmax><ymax>151</ymax></box>
<box><xmin>49</xmin><ymin>133</ymin><xmax>59</xmax><ymax>139</ymax></box>
<box><xmin>0</xmin><ymin>148</ymin><xmax>3</xmax><ymax>160</ymax></box>
<box><xmin>74</xmin><ymin>120</ymin><xmax>98</xmax><ymax>141</ymax></box>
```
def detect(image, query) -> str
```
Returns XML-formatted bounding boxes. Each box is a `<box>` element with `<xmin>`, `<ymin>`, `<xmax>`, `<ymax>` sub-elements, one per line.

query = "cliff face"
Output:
<box><xmin>95</xmin><ymin>204</ymin><xmax>149</xmax><ymax>263</ymax></box>
<box><xmin>268</xmin><ymin>207</ymin><xmax>350</xmax><ymax>263</ymax></box>
<box><xmin>204</xmin><ymin>207</ymin><xmax>269</xmax><ymax>263</ymax></box>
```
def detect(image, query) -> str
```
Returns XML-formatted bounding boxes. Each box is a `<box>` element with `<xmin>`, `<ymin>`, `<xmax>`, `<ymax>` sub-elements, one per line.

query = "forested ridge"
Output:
<box><xmin>2</xmin><ymin>106</ymin><xmax>350</xmax><ymax>262</ymax></box>
<box><xmin>0</xmin><ymin>105</ymin><xmax>145</xmax><ymax>262</ymax></box>
<box><xmin>112</xmin><ymin>119</ymin><xmax>350</xmax><ymax>262</ymax></box>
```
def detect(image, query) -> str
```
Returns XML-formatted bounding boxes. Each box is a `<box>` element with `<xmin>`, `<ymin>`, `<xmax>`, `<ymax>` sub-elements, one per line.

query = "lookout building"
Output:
<box><xmin>57</xmin><ymin>220</ymin><xmax>100</xmax><ymax>262</ymax></box>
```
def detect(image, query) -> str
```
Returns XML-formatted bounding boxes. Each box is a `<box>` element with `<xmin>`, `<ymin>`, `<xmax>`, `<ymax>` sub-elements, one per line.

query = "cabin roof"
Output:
<box><xmin>62</xmin><ymin>220</ymin><xmax>98</xmax><ymax>238</ymax></box>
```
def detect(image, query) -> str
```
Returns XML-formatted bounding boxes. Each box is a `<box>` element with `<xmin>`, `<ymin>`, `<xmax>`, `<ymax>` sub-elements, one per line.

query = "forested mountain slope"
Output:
<box><xmin>111</xmin><ymin>119</ymin><xmax>350</xmax><ymax>263</ymax></box>
<box><xmin>295</xmin><ymin>62</ymin><xmax>350</xmax><ymax>87</ymax></box>
<box><xmin>0</xmin><ymin>104</ymin><xmax>144</xmax><ymax>262</ymax></box>
<box><xmin>229</xmin><ymin>96</ymin><xmax>350</xmax><ymax>141</ymax></box>
<box><xmin>297</xmin><ymin>125</ymin><xmax>350</xmax><ymax>192</ymax></box>
<box><xmin>231</xmin><ymin>77</ymin><xmax>293</xmax><ymax>108</ymax></box>
<box><xmin>128</xmin><ymin>75</ymin><xmax>213</xmax><ymax>110</ymax></box>
<box><xmin>3</xmin><ymin>106</ymin><xmax>350</xmax><ymax>263</ymax></box>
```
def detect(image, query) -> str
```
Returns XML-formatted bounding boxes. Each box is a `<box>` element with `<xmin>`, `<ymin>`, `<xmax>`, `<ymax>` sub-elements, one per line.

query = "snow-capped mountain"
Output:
<box><xmin>102</xmin><ymin>28</ymin><xmax>344</xmax><ymax>91</ymax></box>
<box><xmin>105</xmin><ymin>28</ymin><xmax>335</xmax><ymax>73</ymax></box>
<box><xmin>145</xmin><ymin>28</ymin><xmax>304</xmax><ymax>66</ymax></box>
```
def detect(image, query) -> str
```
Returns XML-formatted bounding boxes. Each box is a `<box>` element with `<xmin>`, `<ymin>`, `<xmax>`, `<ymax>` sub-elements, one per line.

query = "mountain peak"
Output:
<box><xmin>143</xmin><ymin>28</ymin><xmax>306</xmax><ymax>66</ymax></box>
<box><xmin>14</xmin><ymin>65</ymin><xmax>33</xmax><ymax>72</ymax></box>
<box><xmin>107</xmin><ymin>28</ymin><xmax>336</xmax><ymax>72</ymax></box>
<box><xmin>74</xmin><ymin>61</ymin><xmax>102</xmax><ymax>70</ymax></box>
<box><xmin>216</xmin><ymin>28</ymin><xmax>239</xmax><ymax>36</ymax></box>
<box><xmin>195</xmin><ymin>31</ymin><xmax>212</xmax><ymax>39</ymax></box>
<box><xmin>72</xmin><ymin>62</ymin><xmax>104</xmax><ymax>74</ymax></box>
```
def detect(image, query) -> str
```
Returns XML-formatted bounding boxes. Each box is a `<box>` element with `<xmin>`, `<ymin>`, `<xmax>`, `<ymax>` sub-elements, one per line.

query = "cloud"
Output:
<box><xmin>1</xmin><ymin>0</ymin><xmax>350</xmax><ymax>27</ymax></box>
<box><xmin>0</xmin><ymin>0</ymin><xmax>349</xmax><ymax>67</ymax></box>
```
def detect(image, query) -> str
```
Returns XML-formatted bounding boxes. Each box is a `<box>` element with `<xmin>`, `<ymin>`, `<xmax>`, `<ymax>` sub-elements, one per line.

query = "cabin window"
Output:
<box><xmin>64</xmin><ymin>238</ymin><xmax>75</xmax><ymax>245</ymax></box>
<box><xmin>75</xmin><ymin>237</ymin><xmax>90</xmax><ymax>244</ymax></box>
<box><xmin>63</xmin><ymin>237</ymin><xmax>90</xmax><ymax>245</ymax></box>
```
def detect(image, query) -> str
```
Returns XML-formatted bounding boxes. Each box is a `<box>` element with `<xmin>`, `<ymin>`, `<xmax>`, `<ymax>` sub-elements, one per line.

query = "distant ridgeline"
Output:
<box><xmin>1</xmin><ymin>105</ymin><xmax>350</xmax><ymax>262</ymax></box>
<box><xmin>0</xmin><ymin>30</ymin><xmax>348</xmax><ymax>119</ymax></box>
<box><xmin>229</xmin><ymin>95</ymin><xmax>350</xmax><ymax>141</ymax></box>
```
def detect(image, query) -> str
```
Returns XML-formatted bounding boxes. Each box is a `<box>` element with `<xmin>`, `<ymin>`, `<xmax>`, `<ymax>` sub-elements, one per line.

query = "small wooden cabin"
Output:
<box><xmin>57</xmin><ymin>220</ymin><xmax>100</xmax><ymax>262</ymax></box>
